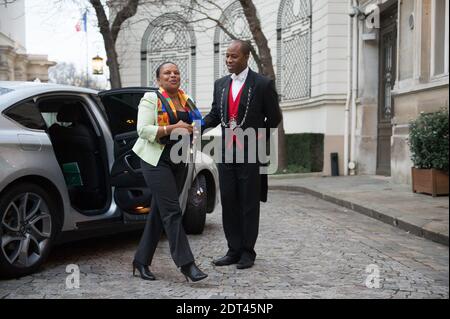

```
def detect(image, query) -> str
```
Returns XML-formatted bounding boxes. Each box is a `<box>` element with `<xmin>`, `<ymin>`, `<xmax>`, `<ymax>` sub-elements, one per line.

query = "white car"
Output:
<box><xmin>0</xmin><ymin>81</ymin><xmax>219</xmax><ymax>278</ymax></box>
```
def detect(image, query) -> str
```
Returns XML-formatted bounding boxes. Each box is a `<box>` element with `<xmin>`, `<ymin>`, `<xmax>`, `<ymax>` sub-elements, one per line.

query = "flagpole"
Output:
<box><xmin>85</xmin><ymin>9</ymin><xmax>89</xmax><ymax>88</ymax></box>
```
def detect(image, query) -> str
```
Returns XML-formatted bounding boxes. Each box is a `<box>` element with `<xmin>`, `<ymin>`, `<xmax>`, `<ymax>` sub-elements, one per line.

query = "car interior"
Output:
<box><xmin>38</xmin><ymin>98</ymin><xmax>109</xmax><ymax>214</ymax></box>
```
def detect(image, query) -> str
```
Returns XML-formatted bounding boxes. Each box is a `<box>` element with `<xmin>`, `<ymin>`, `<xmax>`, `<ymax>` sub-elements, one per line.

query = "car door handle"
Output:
<box><xmin>124</xmin><ymin>154</ymin><xmax>139</xmax><ymax>174</ymax></box>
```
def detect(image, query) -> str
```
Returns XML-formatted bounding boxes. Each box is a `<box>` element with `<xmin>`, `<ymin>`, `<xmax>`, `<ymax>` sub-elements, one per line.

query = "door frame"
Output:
<box><xmin>98</xmin><ymin>88</ymin><xmax>156</xmax><ymax>221</ymax></box>
<box><xmin>376</xmin><ymin>3</ymin><xmax>398</xmax><ymax>176</ymax></box>
<box><xmin>37</xmin><ymin>93</ymin><xmax>112</xmax><ymax>215</ymax></box>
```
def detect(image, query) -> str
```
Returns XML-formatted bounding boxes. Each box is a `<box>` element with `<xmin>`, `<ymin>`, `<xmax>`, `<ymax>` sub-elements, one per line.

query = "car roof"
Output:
<box><xmin>0</xmin><ymin>81</ymin><xmax>98</xmax><ymax>111</ymax></box>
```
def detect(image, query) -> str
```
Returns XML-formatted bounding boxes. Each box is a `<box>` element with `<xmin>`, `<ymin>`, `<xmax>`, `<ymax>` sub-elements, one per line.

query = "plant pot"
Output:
<box><xmin>411</xmin><ymin>168</ymin><xmax>449</xmax><ymax>197</ymax></box>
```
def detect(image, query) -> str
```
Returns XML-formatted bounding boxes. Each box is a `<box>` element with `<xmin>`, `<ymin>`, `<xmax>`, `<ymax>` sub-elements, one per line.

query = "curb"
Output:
<box><xmin>269</xmin><ymin>185</ymin><xmax>449</xmax><ymax>246</ymax></box>
<box><xmin>269</xmin><ymin>172</ymin><xmax>324</xmax><ymax>180</ymax></box>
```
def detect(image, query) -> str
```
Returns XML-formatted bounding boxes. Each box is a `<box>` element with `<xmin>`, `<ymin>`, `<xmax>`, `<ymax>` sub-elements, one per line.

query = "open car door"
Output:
<box><xmin>98</xmin><ymin>87</ymin><xmax>205</xmax><ymax>233</ymax></box>
<box><xmin>98</xmin><ymin>88</ymin><xmax>157</xmax><ymax>223</ymax></box>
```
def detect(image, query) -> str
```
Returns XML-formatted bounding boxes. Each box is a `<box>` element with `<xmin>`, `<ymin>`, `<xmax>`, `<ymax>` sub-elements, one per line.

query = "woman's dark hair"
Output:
<box><xmin>156</xmin><ymin>61</ymin><xmax>178</xmax><ymax>79</ymax></box>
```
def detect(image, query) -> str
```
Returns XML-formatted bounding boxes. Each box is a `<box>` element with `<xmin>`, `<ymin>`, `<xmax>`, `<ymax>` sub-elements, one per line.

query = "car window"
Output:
<box><xmin>41</xmin><ymin>112</ymin><xmax>71</xmax><ymax>128</ymax></box>
<box><xmin>3</xmin><ymin>100</ymin><xmax>47</xmax><ymax>130</ymax></box>
<box><xmin>101</xmin><ymin>92</ymin><xmax>144</xmax><ymax>136</ymax></box>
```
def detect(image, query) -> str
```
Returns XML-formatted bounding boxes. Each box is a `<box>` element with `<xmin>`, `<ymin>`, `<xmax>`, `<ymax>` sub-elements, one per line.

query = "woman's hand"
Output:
<box><xmin>156</xmin><ymin>120</ymin><xmax>193</xmax><ymax>141</ymax></box>
<box><xmin>173</xmin><ymin>120</ymin><xmax>194</xmax><ymax>135</ymax></box>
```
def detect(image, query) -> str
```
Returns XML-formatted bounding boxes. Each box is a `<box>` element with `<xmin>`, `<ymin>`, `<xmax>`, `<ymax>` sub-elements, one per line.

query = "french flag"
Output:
<box><xmin>75</xmin><ymin>11</ymin><xmax>87</xmax><ymax>32</ymax></box>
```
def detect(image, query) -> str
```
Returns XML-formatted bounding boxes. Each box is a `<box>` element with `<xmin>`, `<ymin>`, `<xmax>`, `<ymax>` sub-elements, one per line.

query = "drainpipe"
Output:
<box><xmin>344</xmin><ymin>0</ymin><xmax>354</xmax><ymax>176</ymax></box>
<box><xmin>349</xmin><ymin>0</ymin><xmax>360</xmax><ymax>176</ymax></box>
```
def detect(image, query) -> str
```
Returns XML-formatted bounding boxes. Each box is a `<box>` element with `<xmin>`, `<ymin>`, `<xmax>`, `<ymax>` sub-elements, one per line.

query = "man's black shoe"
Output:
<box><xmin>213</xmin><ymin>255</ymin><xmax>240</xmax><ymax>266</ymax></box>
<box><xmin>236</xmin><ymin>260</ymin><xmax>254</xmax><ymax>270</ymax></box>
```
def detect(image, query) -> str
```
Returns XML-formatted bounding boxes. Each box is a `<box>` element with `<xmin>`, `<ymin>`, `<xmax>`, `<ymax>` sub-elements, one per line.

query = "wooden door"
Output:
<box><xmin>377</xmin><ymin>5</ymin><xmax>398</xmax><ymax>176</ymax></box>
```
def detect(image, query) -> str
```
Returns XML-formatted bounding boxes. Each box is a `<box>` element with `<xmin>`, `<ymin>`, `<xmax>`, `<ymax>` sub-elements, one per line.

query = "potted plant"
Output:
<box><xmin>408</xmin><ymin>108</ymin><xmax>449</xmax><ymax>197</ymax></box>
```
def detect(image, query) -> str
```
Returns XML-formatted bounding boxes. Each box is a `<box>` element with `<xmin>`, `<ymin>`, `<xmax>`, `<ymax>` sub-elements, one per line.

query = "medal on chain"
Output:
<box><xmin>220</xmin><ymin>86</ymin><xmax>252</xmax><ymax>131</ymax></box>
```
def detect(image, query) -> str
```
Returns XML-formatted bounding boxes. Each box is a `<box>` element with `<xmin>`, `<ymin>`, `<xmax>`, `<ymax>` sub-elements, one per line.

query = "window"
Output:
<box><xmin>213</xmin><ymin>1</ymin><xmax>257</xmax><ymax>80</ymax></box>
<box><xmin>431</xmin><ymin>0</ymin><xmax>449</xmax><ymax>77</ymax></box>
<box><xmin>100</xmin><ymin>93</ymin><xmax>143</xmax><ymax>136</ymax></box>
<box><xmin>37</xmin><ymin>98</ymin><xmax>89</xmax><ymax>130</ymax></box>
<box><xmin>3</xmin><ymin>100</ymin><xmax>47</xmax><ymax>130</ymax></box>
<box><xmin>277</xmin><ymin>0</ymin><xmax>312</xmax><ymax>101</ymax></box>
<box><xmin>41</xmin><ymin>112</ymin><xmax>70</xmax><ymax>128</ymax></box>
<box><xmin>141</xmin><ymin>14</ymin><xmax>196</xmax><ymax>99</ymax></box>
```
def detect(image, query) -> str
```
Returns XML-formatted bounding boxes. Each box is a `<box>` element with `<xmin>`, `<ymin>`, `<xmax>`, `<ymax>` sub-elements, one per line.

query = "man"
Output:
<box><xmin>202</xmin><ymin>40</ymin><xmax>282</xmax><ymax>269</ymax></box>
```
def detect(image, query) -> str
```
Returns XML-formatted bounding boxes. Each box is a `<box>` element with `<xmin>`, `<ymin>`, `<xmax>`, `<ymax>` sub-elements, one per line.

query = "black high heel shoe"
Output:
<box><xmin>180</xmin><ymin>262</ymin><xmax>208</xmax><ymax>282</ymax></box>
<box><xmin>132</xmin><ymin>260</ymin><xmax>156</xmax><ymax>281</ymax></box>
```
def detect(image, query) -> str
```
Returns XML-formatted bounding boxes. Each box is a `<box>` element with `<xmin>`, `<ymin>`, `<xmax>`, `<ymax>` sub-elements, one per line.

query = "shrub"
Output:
<box><xmin>285</xmin><ymin>133</ymin><xmax>324</xmax><ymax>173</ymax></box>
<box><xmin>408</xmin><ymin>109</ymin><xmax>449</xmax><ymax>172</ymax></box>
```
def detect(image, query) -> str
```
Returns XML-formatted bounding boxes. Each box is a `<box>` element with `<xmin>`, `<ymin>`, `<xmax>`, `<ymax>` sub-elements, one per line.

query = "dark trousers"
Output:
<box><xmin>134</xmin><ymin>157</ymin><xmax>194</xmax><ymax>267</ymax></box>
<box><xmin>218</xmin><ymin>163</ymin><xmax>261</xmax><ymax>262</ymax></box>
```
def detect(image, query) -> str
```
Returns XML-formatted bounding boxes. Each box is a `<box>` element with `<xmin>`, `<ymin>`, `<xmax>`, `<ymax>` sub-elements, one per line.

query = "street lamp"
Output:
<box><xmin>92</xmin><ymin>55</ymin><xmax>104</xmax><ymax>75</ymax></box>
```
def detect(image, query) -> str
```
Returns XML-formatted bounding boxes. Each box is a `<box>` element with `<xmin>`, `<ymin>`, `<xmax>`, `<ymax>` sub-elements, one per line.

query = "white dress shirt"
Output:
<box><xmin>230</xmin><ymin>66</ymin><xmax>249</xmax><ymax>101</ymax></box>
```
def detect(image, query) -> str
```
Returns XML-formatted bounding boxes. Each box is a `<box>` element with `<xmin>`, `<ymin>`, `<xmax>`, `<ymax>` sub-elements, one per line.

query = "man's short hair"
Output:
<box><xmin>232</xmin><ymin>39</ymin><xmax>251</xmax><ymax>56</ymax></box>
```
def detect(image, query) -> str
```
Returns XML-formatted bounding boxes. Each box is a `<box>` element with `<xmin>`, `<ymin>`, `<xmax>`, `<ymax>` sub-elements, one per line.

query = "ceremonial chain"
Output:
<box><xmin>219</xmin><ymin>86</ymin><xmax>252</xmax><ymax>130</ymax></box>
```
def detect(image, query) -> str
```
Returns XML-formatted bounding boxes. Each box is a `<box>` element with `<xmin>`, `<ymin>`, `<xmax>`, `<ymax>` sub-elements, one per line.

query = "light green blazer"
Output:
<box><xmin>132</xmin><ymin>92</ymin><xmax>165</xmax><ymax>166</ymax></box>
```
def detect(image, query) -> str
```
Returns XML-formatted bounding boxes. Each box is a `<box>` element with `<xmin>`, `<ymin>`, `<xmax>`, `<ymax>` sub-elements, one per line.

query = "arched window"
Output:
<box><xmin>277</xmin><ymin>0</ymin><xmax>312</xmax><ymax>101</ymax></box>
<box><xmin>141</xmin><ymin>14</ymin><xmax>196</xmax><ymax>98</ymax></box>
<box><xmin>213</xmin><ymin>1</ymin><xmax>257</xmax><ymax>80</ymax></box>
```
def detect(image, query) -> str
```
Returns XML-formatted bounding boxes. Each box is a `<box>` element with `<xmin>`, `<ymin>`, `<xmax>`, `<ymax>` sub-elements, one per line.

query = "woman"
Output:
<box><xmin>132</xmin><ymin>62</ymin><xmax>207</xmax><ymax>282</ymax></box>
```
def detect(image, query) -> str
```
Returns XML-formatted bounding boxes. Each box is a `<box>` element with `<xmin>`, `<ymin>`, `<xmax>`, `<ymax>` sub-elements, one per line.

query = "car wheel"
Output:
<box><xmin>0</xmin><ymin>183</ymin><xmax>59</xmax><ymax>278</ymax></box>
<box><xmin>183</xmin><ymin>174</ymin><xmax>207</xmax><ymax>235</ymax></box>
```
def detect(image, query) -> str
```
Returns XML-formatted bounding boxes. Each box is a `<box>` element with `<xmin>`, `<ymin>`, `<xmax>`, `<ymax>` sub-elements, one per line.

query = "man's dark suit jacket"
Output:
<box><xmin>203</xmin><ymin>68</ymin><xmax>282</xmax><ymax>202</ymax></box>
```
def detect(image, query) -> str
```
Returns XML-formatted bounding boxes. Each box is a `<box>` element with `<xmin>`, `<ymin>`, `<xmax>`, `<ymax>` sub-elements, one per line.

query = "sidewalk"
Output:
<box><xmin>268</xmin><ymin>174</ymin><xmax>449</xmax><ymax>246</ymax></box>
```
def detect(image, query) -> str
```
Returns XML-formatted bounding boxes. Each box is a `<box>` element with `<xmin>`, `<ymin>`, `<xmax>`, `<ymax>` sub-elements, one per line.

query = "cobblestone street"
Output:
<box><xmin>0</xmin><ymin>190</ymin><xmax>448</xmax><ymax>299</ymax></box>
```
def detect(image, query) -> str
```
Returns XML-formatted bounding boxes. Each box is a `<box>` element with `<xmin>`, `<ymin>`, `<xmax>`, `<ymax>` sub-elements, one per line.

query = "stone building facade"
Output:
<box><xmin>114</xmin><ymin>0</ymin><xmax>448</xmax><ymax>183</ymax></box>
<box><xmin>355</xmin><ymin>0</ymin><xmax>448</xmax><ymax>183</ymax></box>
<box><xmin>0</xmin><ymin>0</ymin><xmax>55</xmax><ymax>82</ymax></box>
<box><xmin>114</xmin><ymin>0</ymin><xmax>349</xmax><ymax>176</ymax></box>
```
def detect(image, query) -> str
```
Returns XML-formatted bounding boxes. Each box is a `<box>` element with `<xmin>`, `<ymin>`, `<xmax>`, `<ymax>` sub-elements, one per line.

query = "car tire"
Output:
<box><xmin>0</xmin><ymin>183</ymin><xmax>59</xmax><ymax>278</ymax></box>
<box><xmin>183</xmin><ymin>174</ymin><xmax>207</xmax><ymax>235</ymax></box>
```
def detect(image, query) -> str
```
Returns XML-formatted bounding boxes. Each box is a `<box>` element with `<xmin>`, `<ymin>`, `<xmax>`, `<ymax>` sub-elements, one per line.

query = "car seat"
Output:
<box><xmin>48</xmin><ymin>105</ymin><xmax>103</xmax><ymax>209</ymax></box>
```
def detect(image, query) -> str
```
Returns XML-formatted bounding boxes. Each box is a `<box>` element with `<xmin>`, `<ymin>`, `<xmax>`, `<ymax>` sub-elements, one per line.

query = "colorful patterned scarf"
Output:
<box><xmin>157</xmin><ymin>87</ymin><xmax>204</xmax><ymax>126</ymax></box>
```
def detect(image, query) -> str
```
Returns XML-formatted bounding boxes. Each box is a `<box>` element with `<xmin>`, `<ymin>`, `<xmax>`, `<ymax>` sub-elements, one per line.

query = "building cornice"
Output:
<box><xmin>281</xmin><ymin>94</ymin><xmax>347</xmax><ymax>110</ymax></box>
<box><xmin>392</xmin><ymin>77</ymin><xmax>449</xmax><ymax>97</ymax></box>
